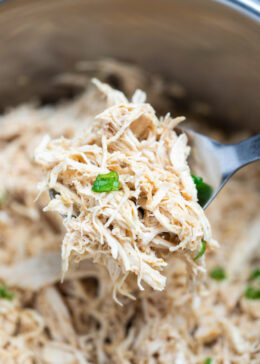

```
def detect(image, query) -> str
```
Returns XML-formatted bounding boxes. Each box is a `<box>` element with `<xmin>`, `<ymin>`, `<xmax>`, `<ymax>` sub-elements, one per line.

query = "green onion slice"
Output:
<box><xmin>194</xmin><ymin>239</ymin><xmax>206</xmax><ymax>261</ymax></box>
<box><xmin>245</xmin><ymin>286</ymin><xmax>260</xmax><ymax>300</ymax></box>
<box><xmin>92</xmin><ymin>171</ymin><xmax>120</xmax><ymax>193</ymax></box>
<box><xmin>191</xmin><ymin>174</ymin><xmax>213</xmax><ymax>207</ymax></box>
<box><xmin>250</xmin><ymin>269</ymin><xmax>260</xmax><ymax>281</ymax></box>
<box><xmin>204</xmin><ymin>358</ymin><xmax>212</xmax><ymax>364</ymax></box>
<box><xmin>210</xmin><ymin>267</ymin><xmax>226</xmax><ymax>281</ymax></box>
<box><xmin>94</xmin><ymin>171</ymin><xmax>119</xmax><ymax>182</ymax></box>
<box><xmin>0</xmin><ymin>284</ymin><xmax>14</xmax><ymax>300</ymax></box>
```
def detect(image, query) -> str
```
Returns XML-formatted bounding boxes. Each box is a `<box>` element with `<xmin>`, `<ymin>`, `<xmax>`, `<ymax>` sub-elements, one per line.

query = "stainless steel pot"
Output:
<box><xmin>0</xmin><ymin>0</ymin><xmax>259</xmax><ymax>131</ymax></box>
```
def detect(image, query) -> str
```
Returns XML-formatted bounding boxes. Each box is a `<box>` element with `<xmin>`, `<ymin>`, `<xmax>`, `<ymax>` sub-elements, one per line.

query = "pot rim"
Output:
<box><xmin>218</xmin><ymin>0</ymin><xmax>260</xmax><ymax>19</ymax></box>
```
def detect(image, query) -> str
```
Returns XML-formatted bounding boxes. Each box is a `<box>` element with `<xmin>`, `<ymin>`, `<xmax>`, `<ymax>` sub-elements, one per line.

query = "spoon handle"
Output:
<box><xmin>233</xmin><ymin>134</ymin><xmax>260</xmax><ymax>169</ymax></box>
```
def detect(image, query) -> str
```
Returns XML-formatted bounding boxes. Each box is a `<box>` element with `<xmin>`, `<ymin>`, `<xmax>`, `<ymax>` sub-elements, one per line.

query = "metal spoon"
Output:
<box><xmin>178</xmin><ymin>128</ymin><xmax>260</xmax><ymax>209</ymax></box>
<box><xmin>49</xmin><ymin>131</ymin><xmax>260</xmax><ymax>211</ymax></box>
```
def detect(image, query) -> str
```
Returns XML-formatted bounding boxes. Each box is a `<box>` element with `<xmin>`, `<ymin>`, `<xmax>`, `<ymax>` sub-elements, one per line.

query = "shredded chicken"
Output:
<box><xmin>0</xmin><ymin>60</ymin><xmax>259</xmax><ymax>363</ymax></box>
<box><xmin>35</xmin><ymin>79</ymin><xmax>215</xmax><ymax>299</ymax></box>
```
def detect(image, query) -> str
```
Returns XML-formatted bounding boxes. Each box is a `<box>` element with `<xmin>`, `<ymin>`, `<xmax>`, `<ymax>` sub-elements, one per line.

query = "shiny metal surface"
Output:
<box><xmin>180</xmin><ymin>128</ymin><xmax>260</xmax><ymax>208</ymax></box>
<box><xmin>0</xmin><ymin>0</ymin><xmax>259</xmax><ymax>131</ymax></box>
<box><xmin>227</xmin><ymin>0</ymin><xmax>260</xmax><ymax>18</ymax></box>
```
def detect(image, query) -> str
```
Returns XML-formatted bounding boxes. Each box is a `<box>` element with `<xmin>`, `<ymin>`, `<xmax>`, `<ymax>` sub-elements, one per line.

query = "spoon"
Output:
<box><xmin>49</xmin><ymin>130</ymin><xmax>260</xmax><ymax>211</ymax></box>
<box><xmin>178</xmin><ymin>128</ymin><xmax>260</xmax><ymax>209</ymax></box>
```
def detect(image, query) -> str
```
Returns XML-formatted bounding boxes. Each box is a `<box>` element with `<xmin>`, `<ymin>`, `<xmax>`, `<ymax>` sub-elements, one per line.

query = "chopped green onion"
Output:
<box><xmin>0</xmin><ymin>284</ymin><xmax>14</xmax><ymax>300</ymax></box>
<box><xmin>250</xmin><ymin>269</ymin><xmax>260</xmax><ymax>281</ymax></box>
<box><xmin>245</xmin><ymin>270</ymin><xmax>260</xmax><ymax>299</ymax></box>
<box><xmin>204</xmin><ymin>358</ymin><xmax>212</xmax><ymax>364</ymax></box>
<box><xmin>94</xmin><ymin>171</ymin><xmax>119</xmax><ymax>182</ymax></box>
<box><xmin>0</xmin><ymin>190</ymin><xmax>8</xmax><ymax>206</ymax></box>
<box><xmin>210</xmin><ymin>267</ymin><xmax>226</xmax><ymax>281</ymax></box>
<box><xmin>194</xmin><ymin>239</ymin><xmax>206</xmax><ymax>261</ymax></box>
<box><xmin>245</xmin><ymin>286</ymin><xmax>260</xmax><ymax>300</ymax></box>
<box><xmin>92</xmin><ymin>171</ymin><xmax>120</xmax><ymax>193</ymax></box>
<box><xmin>191</xmin><ymin>174</ymin><xmax>213</xmax><ymax>207</ymax></box>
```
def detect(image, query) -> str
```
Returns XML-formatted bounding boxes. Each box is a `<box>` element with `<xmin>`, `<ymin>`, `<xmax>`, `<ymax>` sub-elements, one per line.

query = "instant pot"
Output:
<box><xmin>0</xmin><ymin>0</ymin><xmax>259</xmax><ymax>131</ymax></box>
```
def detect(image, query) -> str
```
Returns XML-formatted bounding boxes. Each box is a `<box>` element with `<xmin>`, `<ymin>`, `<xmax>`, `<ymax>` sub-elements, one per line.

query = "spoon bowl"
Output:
<box><xmin>178</xmin><ymin>128</ymin><xmax>260</xmax><ymax>208</ymax></box>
